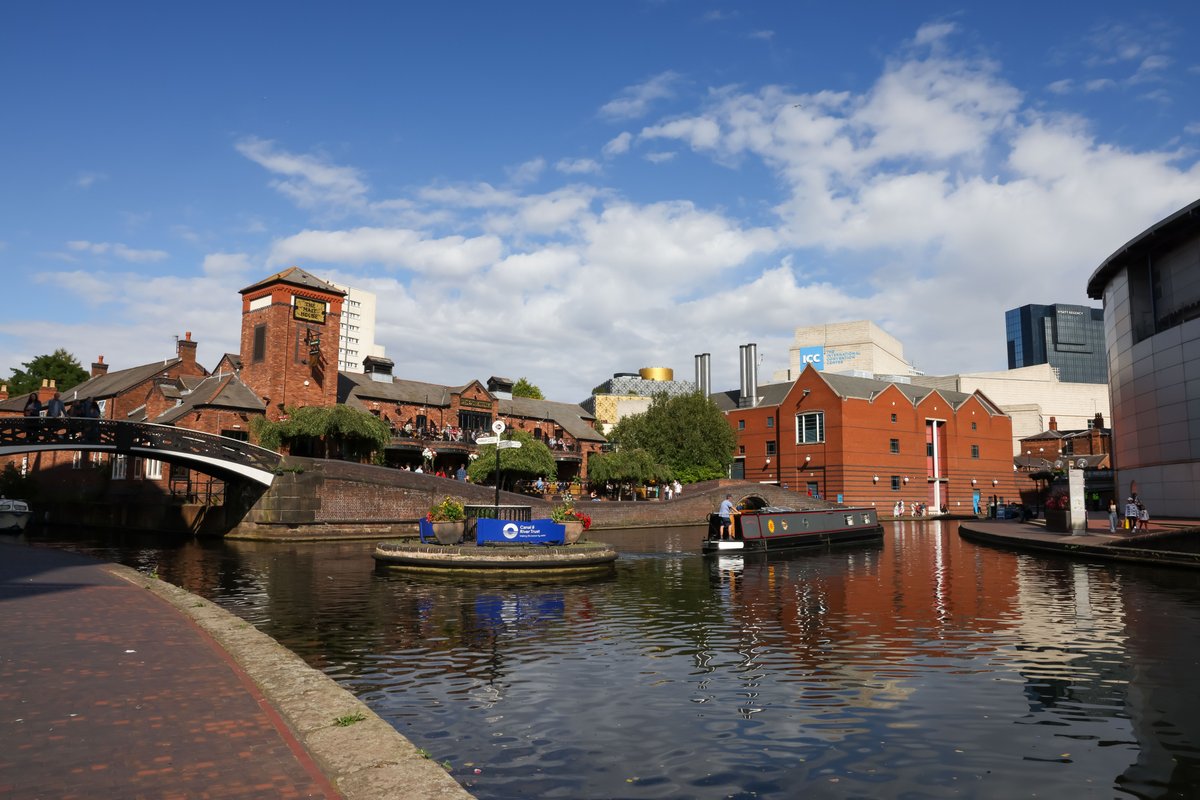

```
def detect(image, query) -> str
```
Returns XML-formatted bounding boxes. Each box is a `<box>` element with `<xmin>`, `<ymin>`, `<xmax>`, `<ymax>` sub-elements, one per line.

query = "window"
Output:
<box><xmin>927</xmin><ymin>442</ymin><xmax>934</xmax><ymax>456</ymax></box>
<box><xmin>738</xmin><ymin>445</ymin><xmax>745</xmax><ymax>455</ymax></box>
<box><xmin>112</xmin><ymin>454</ymin><xmax>127</xmax><ymax>480</ymax></box>
<box><xmin>252</xmin><ymin>324</ymin><xmax>267</xmax><ymax>362</ymax></box>
<box><xmin>891</xmin><ymin>413</ymin><xmax>897</xmax><ymax>423</ymax></box>
<box><xmin>133</xmin><ymin>456</ymin><xmax>144</xmax><ymax>479</ymax></box>
<box><xmin>971</xmin><ymin>444</ymin><xmax>980</xmax><ymax>459</ymax></box>
<box><xmin>72</xmin><ymin>451</ymin><xmax>82</xmax><ymax>470</ymax></box>
<box><xmin>145</xmin><ymin>459</ymin><xmax>163</xmax><ymax>480</ymax></box>
<box><xmin>971</xmin><ymin>422</ymin><xmax>977</xmax><ymax>431</ymax></box>
<box><xmin>796</xmin><ymin>411</ymin><xmax>824</xmax><ymax>444</ymax></box>
<box><xmin>738</xmin><ymin>419</ymin><xmax>745</xmax><ymax>430</ymax></box>
<box><xmin>889</xmin><ymin>438</ymin><xmax>900</xmax><ymax>454</ymax></box>
<box><xmin>766</xmin><ymin>417</ymin><xmax>774</xmax><ymax>428</ymax></box>
<box><xmin>891</xmin><ymin>475</ymin><xmax>901</xmax><ymax>490</ymax></box>
<box><xmin>766</xmin><ymin>441</ymin><xmax>776</xmax><ymax>456</ymax></box>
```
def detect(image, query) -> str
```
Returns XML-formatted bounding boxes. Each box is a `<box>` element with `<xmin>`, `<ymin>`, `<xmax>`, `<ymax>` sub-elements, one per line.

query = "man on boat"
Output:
<box><xmin>718</xmin><ymin>494</ymin><xmax>736</xmax><ymax>540</ymax></box>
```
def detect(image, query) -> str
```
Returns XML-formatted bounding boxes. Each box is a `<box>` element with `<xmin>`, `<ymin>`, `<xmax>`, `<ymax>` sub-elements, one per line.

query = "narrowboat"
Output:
<box><xmin>0</xmin><ymin>498</ymin><xmax>32</xmax><ymax>533</ymax></box>
<box><xmin>703</xmin><ymin>503</ymin><xmax>883</xmax><ymax>554</ymax></box>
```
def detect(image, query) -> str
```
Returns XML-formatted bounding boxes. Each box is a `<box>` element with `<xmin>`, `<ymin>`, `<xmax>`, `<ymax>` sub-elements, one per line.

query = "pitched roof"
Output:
<box><xmin>240</xmin><ymin>267</ymin><xmax>346</xmax><ymax>296</ymax></box>
<box><xmin>62</xmin><ymin>358</ymin><xmax>184</xmax><ymax>403</ymax></box>
<box><xmin>498</xmin><ymin>396</ymin><xmax>605</xmax><ymax>442</ymax></box>
<box><xmin>338</xmin><ymin>372</ymin><xmax>605</xmax><ymax>442</ymax></box>
<box><xmin>712</xmin><ymin>370</ymin><xmax>985</xmax><ymax>413</ymax></box>
<box><xmin>155</xmin><ymin>373</ymin><xmax>265</xmax><ymax>425</ymax></box>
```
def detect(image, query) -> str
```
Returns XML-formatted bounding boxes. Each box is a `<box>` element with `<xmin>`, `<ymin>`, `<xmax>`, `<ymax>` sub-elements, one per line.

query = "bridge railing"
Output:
<box><xmin>0</xmin><ymin>417</ymin><xmax>283</xmax><ymax>476</ymax></box>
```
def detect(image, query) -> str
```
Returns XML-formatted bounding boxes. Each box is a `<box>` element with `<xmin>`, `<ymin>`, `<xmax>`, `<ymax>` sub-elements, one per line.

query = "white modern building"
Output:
<box><xmin>1087</xmin><ymin>197</ymin><xmax>1200</xmax><ymax>518</ymax></box>
<box><xmin>333</xmin><ymin>284</ymin><xmax>384</xmax><ymax>373</ymax></box>
<box><xmin>911</xmin><ymin>364</ymin><xmax>1110</xmax><ymax>456</ymax></box>
<box><xmin>772</xmin><ymin>320</ymin><xmax>920</xmax><ymax>382</ymax></box>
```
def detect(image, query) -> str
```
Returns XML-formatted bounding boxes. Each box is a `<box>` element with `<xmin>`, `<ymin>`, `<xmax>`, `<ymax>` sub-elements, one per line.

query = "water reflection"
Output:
<box><xmin>19</xmin><ymin>522</ymin><xmax>1200</xmax><ymax>799</ymax></box>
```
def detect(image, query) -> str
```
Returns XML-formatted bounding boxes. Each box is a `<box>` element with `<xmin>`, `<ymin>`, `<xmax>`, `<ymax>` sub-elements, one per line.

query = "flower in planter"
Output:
<box><xmin>551</xmin><ymin>499</ymin><xmax>590</xmax><ymax>528</ymax></box>
<box><xmin>427</xmin><ymin>495</ymin><xmax>465</xmax><ymax>522</ymax></box>
<box><xmin>1044</xmin><ymin>492</ymin><xmax>1070</xmax><ymax>511</ymax></box>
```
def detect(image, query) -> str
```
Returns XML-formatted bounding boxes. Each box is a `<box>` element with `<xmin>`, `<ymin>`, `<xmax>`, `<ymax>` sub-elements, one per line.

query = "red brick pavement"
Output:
<box><xmin>0</xmin><ymin>541</ymin><xmax>340</xmax><ymax>799</ymax></box>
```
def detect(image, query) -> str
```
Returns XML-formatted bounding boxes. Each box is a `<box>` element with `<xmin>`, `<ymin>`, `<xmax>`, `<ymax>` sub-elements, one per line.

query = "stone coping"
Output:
<box><xmin>373</xmin><ymin>540</ymin><xmax>618</xmax><ymax>572</ymax></box>
<box><xmin>109</xmin><ymin>563</ymin><xmax>476</xmax><ymax>800</ymax></box>
<box><xmin>958</xmin><ymin>520</ymin><xmax>1200</xmax><ymax>569</ymax></box>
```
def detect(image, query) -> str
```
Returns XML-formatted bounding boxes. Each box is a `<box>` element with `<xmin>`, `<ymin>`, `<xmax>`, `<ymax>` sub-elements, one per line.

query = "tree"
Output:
<box><xmin>7</xmin><ymin>349</ymin><xmax>90</xmax><ymax>395</ymax></box>
<box><xmin>467</xmin><ymin>429</ymin><xmax>555</xmax><ymax>489</ymax></box>
<box><xmin>251</xmin><ymin>405</ymin><xmax>392</xmax><ymax>462</ymax></box>
<box><xmin>587</xmin><ymin>448</ymin><xmax>672</xmax><ymax>500</ymax></box>
<box><xmin>512</xmin><ymin>377</ymin><xmax>544</xmax><ymax>400</ymax></box>
<box><xmin>607</xmin><ymin>392</ymin><xmax>736</xmax><ymax>483</ymax></box>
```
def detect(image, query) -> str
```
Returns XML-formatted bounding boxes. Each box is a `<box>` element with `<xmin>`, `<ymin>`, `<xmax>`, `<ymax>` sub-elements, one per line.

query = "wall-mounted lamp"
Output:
<box><xmin>992</xmin><ymin>479</ymin><xmax>999</xmax><ymax>486</ymax></box>
<box><xmin>804</xmin><ymin>455</ymin><xmax>811</xmax><ymax>463</ymax></box>
<box><xmin>802</xmin><ymin>389</ymin><xmax>811</xmax><ymax>397</ymax></box>
<box><xmin>971</xmin><ymin>478</ymin><xmax>977</xmax><ymax>486</ymax></box>
<box><xmin>765</xmin><ymin>457</ymin><xmax>771</xmax><ymax>465</ymax></box>
<box><xmin>903</xmin><ymin>476</ymin><xmax>909</xmax><ymax>484</ymax></box>
<box><xmin>872</xmin><ymin>475</ymin><xmax>879</xmax><ymax>483</ymax></box>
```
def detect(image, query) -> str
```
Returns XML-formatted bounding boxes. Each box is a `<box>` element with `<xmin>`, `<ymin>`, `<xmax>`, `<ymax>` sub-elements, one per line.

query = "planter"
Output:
<box><xmin>430</xmin><ymin>520</ymin><xmax>465</xmax><ymax>545</ymax></box>
<box><xmin>1044</xmin><ymin>509</ymin><xmax>1070</xmax><ymax>533</ymax></box>
<box><xmin>562</xmin><ymin>520</ymin><xmax>585</xmax><ymax>545</ymax></box>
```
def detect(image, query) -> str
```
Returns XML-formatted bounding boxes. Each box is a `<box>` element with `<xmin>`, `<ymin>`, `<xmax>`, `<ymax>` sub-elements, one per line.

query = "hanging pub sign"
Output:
<box><xmin>293</xmin><ymin>297</ymin><xmax>327</xmax><ymax>324</ymax></box>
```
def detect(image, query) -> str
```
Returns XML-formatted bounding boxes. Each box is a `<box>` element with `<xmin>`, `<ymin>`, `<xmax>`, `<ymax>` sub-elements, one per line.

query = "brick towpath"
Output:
<box><xmin>0</xmin><ymin>539</ymin><xmax>472</xmax><ymax>800</ymax></box>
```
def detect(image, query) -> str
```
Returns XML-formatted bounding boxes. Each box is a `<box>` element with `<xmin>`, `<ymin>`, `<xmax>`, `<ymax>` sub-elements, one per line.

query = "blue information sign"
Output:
<box><xmin>475</xmin><ymin>517</ymin><xmax>565</xmax><ymax>545</ymax></box>
<box><xmin>799</xmin><ymin>346</ymin><xmax>824</xmax><ymax>371</ymax></box>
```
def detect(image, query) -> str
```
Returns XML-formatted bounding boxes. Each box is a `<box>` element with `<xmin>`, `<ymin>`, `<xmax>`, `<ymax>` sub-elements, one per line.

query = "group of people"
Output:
<box><xmin>893</xmin><ymin>500</ymin><xmax>931</xmax><ymax>517</ymax></box>
<box><xmin>1111</xmin><ymin>495</ymin><xmax>1150</xmax><ymax>532</ymax></box>
<box><xmin>393</xmin><ymin>420</ymin><xmax>476</xmax><ymax>443</ymax></box>
<box><xmin>22</xmin><ymin>391</ymin><xmax>100</xmax><ymax>420</ymax></box>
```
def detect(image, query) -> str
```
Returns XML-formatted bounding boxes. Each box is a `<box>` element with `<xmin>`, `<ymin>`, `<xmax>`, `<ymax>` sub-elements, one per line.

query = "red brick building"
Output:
<box><xmin>0</xmin><ymin>266</ymin><xmax>607</xmax><ymax>511</ymax></box>
<box><xmin>714</xmin><ymin>366</ymin><xmax>1019</xmax><ymax>513</ymax></box>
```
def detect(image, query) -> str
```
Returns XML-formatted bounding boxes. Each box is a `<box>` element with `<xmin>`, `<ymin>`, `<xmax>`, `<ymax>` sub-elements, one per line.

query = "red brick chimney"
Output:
<box><xmin>1048</xmin><ymin>416</ymin><xmax>1058</xmax><ymax>432</ymax></box>
<box><xmin>92</xmin><ymin>355</ymin><xmax>109</xmax><ymax>378</ymax></box>
<box><xmin>177</xmin><ymin>331</ymin><xmax>198</xmax><ymax>368</ymax></box>
<box><xmin>37</xmin><ymin>378</ymin><xmax>57</xmax><ymax>404</ymax></box>
<box><xmin>0</xmin><ymin>384</ymin><xmax>8</xmax><ymax>402</ymax></box>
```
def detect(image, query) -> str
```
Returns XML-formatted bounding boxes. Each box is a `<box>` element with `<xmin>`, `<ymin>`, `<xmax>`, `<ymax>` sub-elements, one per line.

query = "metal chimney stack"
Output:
<box><xmin>694</xmin><ymin>353</ymin><xmax>711</xmax><ymax>397</ymax></box>
<box><xmin>746</xmin><ymin>343</ymin><xmax>759</xmax><ymax>408</ymax></box>
<box><xmin>738</xmin><ymin>345</ymin><xmax>748</xmax><ymax>406</ymax></box>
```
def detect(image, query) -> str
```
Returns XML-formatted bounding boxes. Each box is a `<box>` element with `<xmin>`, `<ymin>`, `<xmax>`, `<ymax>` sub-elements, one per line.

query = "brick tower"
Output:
<box><xmin>238</xmin><ymin>267</ymin><xmax>346</xmax><ymax>421</ymax></box>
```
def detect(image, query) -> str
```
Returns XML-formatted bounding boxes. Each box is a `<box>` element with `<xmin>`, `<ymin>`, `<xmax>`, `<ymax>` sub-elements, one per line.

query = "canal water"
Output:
<box><xmin>20</xmin><ymin>521</ymin><xmax>1200</xmax><ymax>799</ymax></box>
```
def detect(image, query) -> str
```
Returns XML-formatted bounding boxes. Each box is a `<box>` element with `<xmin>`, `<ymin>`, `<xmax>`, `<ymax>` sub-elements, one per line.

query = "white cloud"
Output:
<box><xmin>603</xmin><ymin>132</ymin><xmax>633</xmax><ymax>157</ymax></box>
<box><xmin>235</xmin><ymin>136</ymin><xmax>368</xmax><ymax>210</ymax></box>
<box><xmin>507</xmin><ymin>158</ymin><xmax>546</xmax><ymax>185</ymax></box>
<box><xmin>599</xmin><ymin>71</ymin><xmax>681</xmax><ymax>120</ymax></box>
<box><xmin>1046</xmin><ymin>79</ymin><xmax>1074</xmax><ymax>95</ymax></box>
<box><xmin>641</xmin><ymin>117</ymin><xmax>722</xmax><ymax>150</ymax></box>
<box><xmin>644</xmin><ymin>152</ymin><xmax>677</xmax><ymax>164</ymax></box>
<box><xmin>555</xmin><ymin>157</ymin><xmax>601</xmax><ymax>175</ymax></box>
<box><xmin>76</xmin><ymin>171</ymin><xmax>106</xmax><ymax>189</ymax></box>
<box><xmin>65</xmin><ymin>240</ymin><xmax>169</xmax><ymax>262</ymax></box>
<box><xmin>268</xmin><ymin>227</ymin><xmax>503</xmax><ymax>278</ymax></box>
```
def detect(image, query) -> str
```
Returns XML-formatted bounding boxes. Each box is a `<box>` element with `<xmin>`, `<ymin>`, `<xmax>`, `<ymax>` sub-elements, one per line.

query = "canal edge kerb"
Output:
<box><xmin>106</xmin><ymin>563</ymin><xmax>476</xmax><ymax>800</ymax></box>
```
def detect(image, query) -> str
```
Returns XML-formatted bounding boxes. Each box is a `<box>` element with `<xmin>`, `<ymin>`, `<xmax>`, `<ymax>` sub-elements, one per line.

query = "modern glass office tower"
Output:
<box><xmin>1005</xmin><ymin>303</ymin><xmax>1107</xmax><ymax>384</ymax></box>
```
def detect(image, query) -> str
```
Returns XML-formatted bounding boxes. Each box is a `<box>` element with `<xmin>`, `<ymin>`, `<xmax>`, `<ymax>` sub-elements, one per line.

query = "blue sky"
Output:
<box><xmin>3</xmin><ymin>2</ymin><xmax>1199</xmax><ymax>401</ymax></box>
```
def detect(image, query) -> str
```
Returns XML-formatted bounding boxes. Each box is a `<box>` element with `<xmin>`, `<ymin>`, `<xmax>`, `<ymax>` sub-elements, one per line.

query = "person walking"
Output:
<box><xmin>1124</xmin><ymin>496</ymin><xmax>1140</xmax><ymax>532</ymax></box>
<box><xmin>717</xmin><ymin>494</ymin><xmax>736</xmax><ymax>541</ymax></box>
<box><xmin>1138</xmin><ymin>501</ymin><xmax>1150</xmax><ymax>531</ymax></box>
<box><xmin>1107</xmin><ymin>498</ymin><xmax>1118</xmax><ymax>533</ymax></box>
<box><xmin>45</xmin><ymin>392</ymin><xmax>66</xmax><ymax>418</ymax></box>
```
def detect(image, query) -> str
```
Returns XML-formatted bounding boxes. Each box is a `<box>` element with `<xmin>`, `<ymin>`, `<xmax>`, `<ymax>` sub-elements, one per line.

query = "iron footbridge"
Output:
<box><xmin>0</xmin><ymin>418</ymin><xmax>282</xmax><ymax>486</ymax></box>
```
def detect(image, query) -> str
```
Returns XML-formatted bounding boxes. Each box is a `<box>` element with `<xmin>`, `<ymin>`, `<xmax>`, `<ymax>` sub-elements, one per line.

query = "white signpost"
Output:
<box><xmin>485</xmin><ymin>421</ymin><xmax>522</xmax><ymax>511</ymax></box>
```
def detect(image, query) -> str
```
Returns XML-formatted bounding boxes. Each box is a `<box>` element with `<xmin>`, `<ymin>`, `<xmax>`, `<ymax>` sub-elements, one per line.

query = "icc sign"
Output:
<box><xmin>799</xmin><ymin>346</ymin><xmax>824</xmax><ymax>371</ymax></box>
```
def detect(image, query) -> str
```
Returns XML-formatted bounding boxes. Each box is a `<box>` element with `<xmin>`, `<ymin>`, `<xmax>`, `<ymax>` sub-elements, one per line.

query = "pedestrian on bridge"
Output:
<box><xmin>22</xmin><ymin>393</ymin><xmax>42</xmax><ymax>417</ymax></box>
<box><xmin>46</xmin><ymin>392</ymin><xmax>66</xmax><ymax>418</ymax></box>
